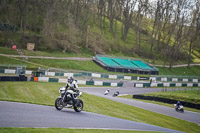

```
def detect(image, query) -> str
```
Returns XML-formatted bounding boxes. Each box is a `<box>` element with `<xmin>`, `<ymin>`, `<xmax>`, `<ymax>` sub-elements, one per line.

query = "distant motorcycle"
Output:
<box><xmin>55</xmin><ymin>87</ymin><xmax>83</xmax><ymax>112</ymax></box>
<box><xmin>112</xmin><ymin>91</ymin><xmax>119</xmax><ymax>97</ymax></box>
<box><xmin>174</xmin><ymin>104</ymin><xmax>184</xmax><ymax>113</ymax></box>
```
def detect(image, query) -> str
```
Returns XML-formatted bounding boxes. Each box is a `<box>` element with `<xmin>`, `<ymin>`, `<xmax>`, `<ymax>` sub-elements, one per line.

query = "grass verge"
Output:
<box><xmin>0</xmin><ymin>47</ymin><xmax>18</xmax><ymax>55</ymax></box>
<box><xmin>142</xmin><ymin>89</ymin><xmax>200</xmax><ymax>104</ymax></box>
<box><xmin>0</xmin><ymin>128</ymin><xmax>159</xmax><ymax>133</ymax></box>
<box><xmin>157</xmin><ymin>66</ymin><xmax>200</xmax><ymax>76</ymax></box>
<box><xmin>0</xmin><ymin>55</ymin><xmax>42</xmax><ymax>69</ymax></box>
<box><xmin>0</xmin><ymin>82</ymin><xmax>200</xmax><ymax>133</ymax></box>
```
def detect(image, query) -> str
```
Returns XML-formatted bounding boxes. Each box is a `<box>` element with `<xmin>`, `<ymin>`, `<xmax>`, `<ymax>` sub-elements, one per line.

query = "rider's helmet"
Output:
<box><xmin>68</xmin><ymin>76</ymin><xmax>74</xmax><ymax>84</ymax></box>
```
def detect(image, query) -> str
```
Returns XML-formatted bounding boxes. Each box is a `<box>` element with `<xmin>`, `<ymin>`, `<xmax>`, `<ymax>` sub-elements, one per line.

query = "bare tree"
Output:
<box><xmin>187</xmin><ymin>0</ymin><xmax>200</xmax><ymax>67</ymax></box>
<box><xmin>168</xmin><ymin>0</ymin><xmax>191</xmax><ymax>69</ymax></box>
<box><xmin>97</xmin><ymin>0</ymin><xmax>106</xmax><ymax>33</ymax></box>
<box><xmin>15</xmin><ymin>0</ymin><xmax>29</xmax><ymax>47</ymax></box>
<box><xmin>121</xmin><ymin>0</ymin><xmax>137</xmax><ymax>42</ymax></box>
<box><xmin>135</xmin><ymin>0</ymin><xmax>149</xmax><ymax>51</ymax></box>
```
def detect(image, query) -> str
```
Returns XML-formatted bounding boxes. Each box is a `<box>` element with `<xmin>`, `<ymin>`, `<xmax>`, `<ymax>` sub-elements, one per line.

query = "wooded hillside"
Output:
<box><xmin>0</xmin><ymin>0</ymin><xmax>200</xmax><ymax>68</ymax></box>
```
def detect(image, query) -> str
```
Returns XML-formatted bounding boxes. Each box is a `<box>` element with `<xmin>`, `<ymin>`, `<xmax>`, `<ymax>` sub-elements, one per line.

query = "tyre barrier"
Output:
<box><xmin>133</xmin><ymin>95</ymin><xmax>200</xmax><ymax>110</ymax></box>
<box><xmin>0</xmin><ymin>75</ymin><xmax>27</xmax><ymax>81</ymax></box>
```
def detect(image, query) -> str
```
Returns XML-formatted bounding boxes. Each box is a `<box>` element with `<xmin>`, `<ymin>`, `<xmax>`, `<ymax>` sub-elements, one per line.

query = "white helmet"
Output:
<box><xmin>68</xmin><ymin>76</ymin><xmax>74</xmax><ymax>84</ymax></box>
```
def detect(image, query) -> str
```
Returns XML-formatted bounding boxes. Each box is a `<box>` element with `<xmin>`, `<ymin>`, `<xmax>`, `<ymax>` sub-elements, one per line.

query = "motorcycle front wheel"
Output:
<box><xmin>55</xmin><ymin>98</ymin><xmax>64</xmax><ymax>110</ymax></box>
<box><xmin>74</xmin><ymin>99</ymin><xmax>83</xmax><ymax>112</ymax></box>
<box><xmin>180</xmin><ymin>109</ymin><xmax>184</xmax><ymax>113</ymax></box>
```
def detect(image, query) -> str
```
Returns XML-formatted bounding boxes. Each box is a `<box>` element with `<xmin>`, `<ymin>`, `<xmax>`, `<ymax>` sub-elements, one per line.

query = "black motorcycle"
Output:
<box><xmin>112</xmin><ymin>91</ymin><xmax>119</xmax><ymax>97</ymax></box>
<box><xmin>55</xmin><ymin>87</ymin><xmax>83</xmax><ymax>112</ymax></box>
<box><xmin>174</xmin><ymin>104</ymin><xmax>184</xmax><ymax>113</ymax></box>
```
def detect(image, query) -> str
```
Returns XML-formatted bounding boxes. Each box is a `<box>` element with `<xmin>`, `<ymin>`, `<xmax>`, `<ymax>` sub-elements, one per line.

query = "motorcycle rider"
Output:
<box><xmin>104</xmin><ymin>89</ymin><xmax>110</xmax><ymax>95</ymax></box>
<box><xmin>176</xmin><ymin>101</ymin><xmax>181</xmax><ymax>108</ymax></box>
<box><xmin>66</xmin><ymin>76</ymin><xmax>80</xmax><ymax>94</ymax></box>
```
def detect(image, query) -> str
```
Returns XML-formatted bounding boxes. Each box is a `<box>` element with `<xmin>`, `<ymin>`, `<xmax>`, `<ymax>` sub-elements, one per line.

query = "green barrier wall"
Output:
<box><xmin>157</xmin><ymin>83</ymin><xmax>164</xmax><ymax>87</ymax></box>
<box><xmin>55</xmin><ymin>73</ymin><xmax>64</xmax><ymax>76</ymax></box>
<box><xmin>103</xmin><ymin>82</ymin><xmax>111</xmax><ymax>86</ymax></box>
<box><xmin>101</xmin><ymin>74</ymin><xmax>109</xmax><ymax>78</ymax></box>
<box><xmin>0</xmin><ymin>69</ymin><xmax>5</xmax><ymax>73</ymax></box>
<box><xmin>74</xmin><ymin>73</ymin><xmax>82</xmax><ymax>77</ymax></box>
<box><xmin>182</xmin><ymin>83</ymin><xmax>187</xmax><ymax>87</ymax></box>
<box><xmin>170</xmin><ymin>83</ymin><xmax>175</xmax><ymax>87</ymax></box>
<box><xmin>143</xmin><ymin>83</ymin><xmax>151</xmax><ymax>87</ymax></box>
<box><xmin>188</xmin><ymin>79</ymin><xmax>193</xmax><ymax>82</ymax></box>
<box><xmin>49</xmin><ymin>78</ymin><xmax>59</xmax><ymax>82</ymax></box>
<box><xmin>117</xmin><ymin>75</ymin><xmax>124</xmax><ymax>79</ymax></box>
<box><xmin>30</xmin><ymin>77</ymin><xmax>34</xmax><ymax>81</ymax></box>
<box><xmin>168</xmin><ymin>78</ymin><xmax>172</xmax><ymax>82</ymax></box>
<box><xmin>82</xmin><ymin>72</ymin><xmax>92</xmax><ymax>76</ymax></box>
<box><xmin>117</xmin><ymin>82</ymin><xmax>123</xmax><ymax>87</ymax></box>
<box><xmin>193</xmin><ymin>84</ymin><xmax>198</xmax><ymax>87</ymax></box>
<box><xmin>131</xmin><ymin>76</ymin><xmax>137</xmax><ymax>80</ymax></box>
<box><xmin>156</xmin><ymin>77</ymin><xmax>161</xmax><ymax>81</ymax></box>
<box><xmin>86</xmin><ymin>81</ymin><xmax>94</xmax><ymax>85</ymax></box>
<box><xmin>178</xmin><ymin>78</ymin><xmax>182</xmax><ymax>81</ymax></box>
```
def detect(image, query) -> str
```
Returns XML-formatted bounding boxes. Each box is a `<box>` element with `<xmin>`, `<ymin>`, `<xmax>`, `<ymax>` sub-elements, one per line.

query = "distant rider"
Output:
<box><xmin>104</xmin><ymin>89</ymin><xmax>110</xmax><ymax>95</ymax></box>
<box><xmin>176</xmin><ymin>101</ymin><xmax>181</xmax><ymax>108</ymax></box>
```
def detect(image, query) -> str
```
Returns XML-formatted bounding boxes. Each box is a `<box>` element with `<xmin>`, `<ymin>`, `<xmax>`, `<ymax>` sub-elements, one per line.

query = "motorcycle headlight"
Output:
<box><xmin>59</xmin><ymin>90</ymin><xmax>65</xmax><ymax>94</ymax></box>
<box><xmin>59</xmin><ymin>87</ymin><xmax>66</xmax><ymax>94</ymax></box>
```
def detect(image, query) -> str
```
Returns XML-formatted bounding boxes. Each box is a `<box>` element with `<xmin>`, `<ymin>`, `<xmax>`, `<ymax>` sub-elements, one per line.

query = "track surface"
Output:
<box><xmin>79</xmin><ymin>86</ymin><xmax>200</xmax><ymax>124</ymax></box>
<box><xmin>0</xmin><ymin>101</ymin><xmax>183</xmax><ymax>132</ymax></box>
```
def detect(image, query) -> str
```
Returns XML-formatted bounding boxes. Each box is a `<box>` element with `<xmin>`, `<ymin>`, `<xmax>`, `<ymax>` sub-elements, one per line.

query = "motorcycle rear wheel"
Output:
<box><xmin>74</xmin><ymin>99</ymin><xmax>83</xmax><ymax>112</ymax></box>
<box><xmin>55</xmin><ymin>98</ymin><xmax>64</xmax><ymax>110</ymax></box>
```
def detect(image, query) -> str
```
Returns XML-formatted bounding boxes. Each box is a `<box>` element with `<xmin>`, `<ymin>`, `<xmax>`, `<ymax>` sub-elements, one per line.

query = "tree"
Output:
<box><xmin>121</xmin><ymin>0</ymin><xmax>137</xmax><ymax>42</ymax></box>
<box><xmin>168</xmin><ymin>0</ymin><xmax>191</xmax><ymax>69</ymax></box>
<box><xmin>97</xmin><ymin>0</ymin><xmax>106</xmax><ymax>33</ymax></box>
<box><xmin>187</xmin><ymin>0</ymin><xmax>200</xmax><ymax>67</ymax></box>
<box><xmin>15</xmin><ymin>0</ymin><xmax>28</xmax><ymax>47</ymax></box>
<box><xmin>135</xmin><ymin>0</ymin><xmax>149</xmax><ymax>51</ymax></box>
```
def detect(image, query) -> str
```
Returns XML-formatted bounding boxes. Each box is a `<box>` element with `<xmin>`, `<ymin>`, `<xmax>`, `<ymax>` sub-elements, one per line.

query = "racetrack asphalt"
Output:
<box><xmin>79</xmin><ymin>86</ymin><xmax>200</xmax><ymax>124</ymax></box>
<box><xmin>0</xmin><ymin>101</ymin><xmax>184</xmax><ymax>133</ymax></box>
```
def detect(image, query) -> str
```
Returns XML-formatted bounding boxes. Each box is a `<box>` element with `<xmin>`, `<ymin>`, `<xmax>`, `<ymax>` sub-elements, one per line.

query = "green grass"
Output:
<box><xmin>0</xmin><ymin>55</ymin><xmax>44</xmax><ymax>69</ymax></box>
<box><xmin>119</xmin><ymin>95</ymin><xmax>200</xmax><ymax>113</ymax></box>
<box><xmin>0</xmin><ymin>46</ymin><xmax>93</xmax><ymax>57</ymax></box>
<box><xmin>28</xmin><ymin>58</ymin><xmax>107</xmax><ymax>73</ymax></box>
<box><xmin>0</xmin><ymin>128</ymin><xmax>158</xmax><ymax>133</ymax></box>
<box><xmin>192</xmin><ymin>50</ymin><xmax>200</xmax><ymax>63</ymax></box>
<box><xmin>0</xmin><ymin>82</ymin><xmax>200</xmax><ymax>133</ymax></box>
<box><xmin>142</xmin><ymin>89</ymin><xmax>200</xmax><ymax>104</ymax></box>
<box><xmin>22</xmin><ymin>49</ymin><xmax>93</xmax><ymax>57</ymax></box>
<box><xmin>0</xmin><ymin>47</ymin><xmax>18</xmax><ymax>55</ymax></box>
<box><xmin>158</xmin><ymin>66</ymin><xmax>200</xmax><ymax>76</ymax></box>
